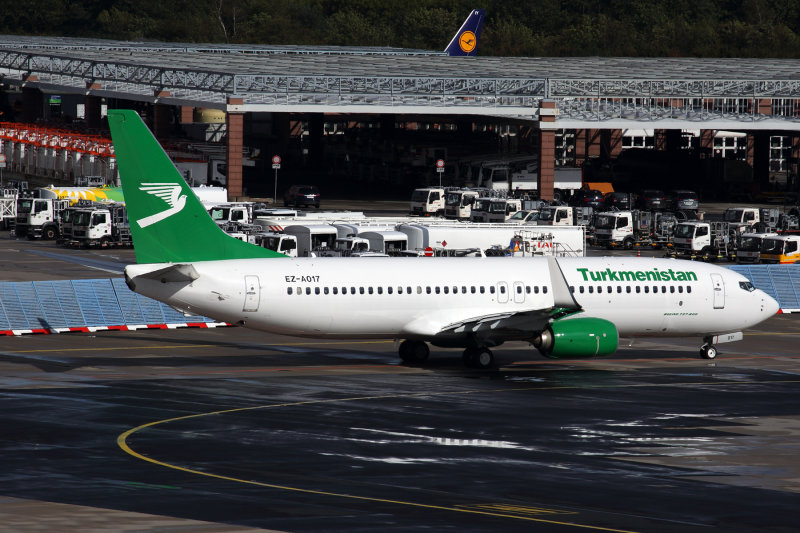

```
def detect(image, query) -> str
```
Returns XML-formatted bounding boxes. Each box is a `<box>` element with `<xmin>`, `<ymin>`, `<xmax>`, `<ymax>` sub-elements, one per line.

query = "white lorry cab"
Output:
<box><xmin>469</xmin><ymin>197</ymin><xmax>522</xmax><ymax>223</ymax></box>
<box><xmin>208</xmin><ymin>202</ymin><xmax>254</xmax><ymax>225</ymax></box>
<box><xmin>760</xmin><ymin>235</ymin><xmax>800</xmax><ymax>264</ymax></box>
<box><xmin>282</xmin><ymin>224</ymin><xmax>338</xmax><ymax>257</ymax></box>
<box><xmin>410</xmin><ymin>187</ymin><xmax>446</xmax><ymax>216</ymax></box>
<box><xmin>537</xmin><ymin>206</ymin><xmax>593</xmax><ymax>227</ymax></box>
<box><xmin>256</xmin><ymin>232</ymin><xmax>298</xmax><ymax>257</ymax></box>
<box><xmin>736</xmin><ymin>232</ymin><xmax>777</xmax><ymax>263</ymax></box>
<box><xmin>15</xmin><ymin>197</ymin><xmax>69</xmax><ymax>240</ymax></box>
<box><xmin>672</xmin><ymin>221</ymin><xmax>735</xmax><ymax>260</ymax></box>
<box><xmin>360</xmin><ymin>230</ymin><xmax>409</xmax><ymax>254</ymax></box>
<box><xmin>444</xmin><ymin>189</ymin><xmax>481</xmax><ymax>219</ymax></box>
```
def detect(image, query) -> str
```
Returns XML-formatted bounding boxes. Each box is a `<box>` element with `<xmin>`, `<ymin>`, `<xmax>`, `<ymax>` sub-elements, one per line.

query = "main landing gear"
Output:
<box><xmin>398</xmin><ymin>340</ymin><xmax>429</xmax><ymax>364</ymax></box>
<box><xmin>397</xmin><ymin>340</ymin><xmax>495</xmax><ymax>369</ymax></box>
<box><xmin>462</xmin><ymin>347</ymin><xmax>494</xmax><ymax>369</ymax></box>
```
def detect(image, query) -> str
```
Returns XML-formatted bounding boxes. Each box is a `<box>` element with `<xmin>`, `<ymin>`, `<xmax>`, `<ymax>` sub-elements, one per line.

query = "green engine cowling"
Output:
<box><xmin>534</xmin><ymin>317</ymin><xmax>619</xmax><ymax>359</ymax></box>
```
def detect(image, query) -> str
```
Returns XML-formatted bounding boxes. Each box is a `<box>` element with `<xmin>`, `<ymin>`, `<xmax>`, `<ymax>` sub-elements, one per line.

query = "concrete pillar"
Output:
<box><xmin>226</xmin><ymin>97</ymin><xmax>245</xmax><ymax>200</ymax></box>
<box><xmin>180</xmin><ymin>106</ymin><xmax>194</xmax><ymax>124</ymax></box>
<box><xmin>308</xmin><ymin>113</ymin><xmax>324</xmax><ymax>172</ymax></box>
<box><xmin>752</xmin><ymin>133</ymin><xmax>771</xmax><ymax>190</ymax></box>
<box><xmin>21</xmin><ymin>80</ymin><xmax>43</xmax><ymax>123</ymax></box>
<box><xmin>537</xmin><ymin>100</ymin><xmax>558</xmax><ymax>201</ymax></box>
<box><xmin>84</xmin><ymin>82</ymin><xmax>103</xmax><ymax>129</ymax></box>
<box><xmin>151</xmin><ymin>91</ymin><xmax>172</xmax><ymax>138</ymax></box>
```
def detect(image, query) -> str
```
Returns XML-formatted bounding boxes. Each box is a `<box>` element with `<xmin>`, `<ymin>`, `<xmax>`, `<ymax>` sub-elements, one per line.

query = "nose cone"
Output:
<box><xmin>762</xmin><ymin>291</ymin><xmax>781</xmax><ymax>317</ymax></box>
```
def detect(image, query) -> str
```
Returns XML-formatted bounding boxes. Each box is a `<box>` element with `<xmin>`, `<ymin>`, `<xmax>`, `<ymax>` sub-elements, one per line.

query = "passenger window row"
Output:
<box><xmin>286</xmin><ymin>284</ymin><xmax>550</xmax><ymax>296</ymax></box>
<box><xmin>570</xmin><ymin>285</ymin><xmax>692</xmax><ymax>294</ymax></box>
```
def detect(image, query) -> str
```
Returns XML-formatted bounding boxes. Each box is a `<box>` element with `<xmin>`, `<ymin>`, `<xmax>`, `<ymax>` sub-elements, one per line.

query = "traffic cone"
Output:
<box><xmin>637</xmin><ymin>247</ymin><xmax>641</xmax><ymax>257</ymax></box>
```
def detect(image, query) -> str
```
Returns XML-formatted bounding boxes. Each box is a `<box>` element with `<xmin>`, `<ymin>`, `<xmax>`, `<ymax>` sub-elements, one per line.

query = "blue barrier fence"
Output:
<box><xmin>0</xmin><ymin>278</ymin><xmax>215</xmax><ymax>332</ymax></box>
<box><xmin>728</xmin><ymin>264</ymin><xmax>800</xmax><ymax>312</ymax></box>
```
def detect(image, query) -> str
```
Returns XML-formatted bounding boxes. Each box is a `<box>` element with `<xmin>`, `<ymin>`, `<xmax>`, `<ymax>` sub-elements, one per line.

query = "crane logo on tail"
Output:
<box><xmin>459</xmin><ymin>31</ymin><xmax>477</xmax><ymax>53</ymax></box>
<box><xmin>136</xmin><ymin>183</ymin><xmax>187</xmax><ymax>228</ymax></box>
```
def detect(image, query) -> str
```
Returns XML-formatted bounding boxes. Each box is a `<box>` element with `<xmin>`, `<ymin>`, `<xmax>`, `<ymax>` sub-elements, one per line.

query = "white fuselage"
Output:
<box><xmin>126</xmin><ymin>256</ymin><xmax>778</xmax><ymax>343</ymax></box>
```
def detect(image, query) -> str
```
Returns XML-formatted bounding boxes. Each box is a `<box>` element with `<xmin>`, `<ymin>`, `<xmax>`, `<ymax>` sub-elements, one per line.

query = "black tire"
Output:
<box><xmin>474</xmin><ymin>348</ymin><xmax>494</xmax><ymax>369</ymax></box>
<box><xmin>43</xmin><ymin>226</ymin><xmax>57</xmax><ymax>240</ymax></box>
<box><xmin>623</xmin><ymin>237</ymin><xmax>634</xmax><ymax>250</ymax></box>
<box><xmin>700</xmin><ymin>345</ymin><xmax>717</xmax><ymax>359</ymax></box>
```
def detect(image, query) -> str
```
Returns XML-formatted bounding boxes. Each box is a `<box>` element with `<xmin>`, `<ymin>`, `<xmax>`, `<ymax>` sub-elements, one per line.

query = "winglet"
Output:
<box><xmin>546</xmin><ymin>256</ymin><xmax>581</xmax><ymax>310</ymax></box>
<box><xmin>444</xmin><ymin>9</ymin><xmax>485</xmax><ymax>56</ymax></box>
<box><xmin>107</xmin><ymin>109</ymin><xmax>286</xmax><ymax>264</ymax></box>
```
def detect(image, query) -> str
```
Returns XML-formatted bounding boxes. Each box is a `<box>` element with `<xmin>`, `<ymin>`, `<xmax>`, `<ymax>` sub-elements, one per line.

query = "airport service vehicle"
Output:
<box><xmin>282</xmin><ymin>224</ymin><xmax>338</xmax><ymax>257</ymax></box>
<box><xmin>255</xmin><ymin>232</ymin><xmax>298</xmax><ymax>258</ymax></box>
<box><xmin>209</xmin><ymin>202</ymin><xmax>255</xmax><ymax>225</ymax></box>
<box><xmin>594</xmin><ymin>210</ymin><xmax>677</xmax><ymax>250</ymax></box>
<box><xmin>0</xmin><ymin>188</ymin><xmax>18</xmax><ymax>229</ymax></box>
<box><xmin>506</xmin><ymin>209</ymin><xmax>540</xmax><ymax>224</ymax></box>
<box><xmin>672</xmin><ymin>221</ymin><xmax>737</xmax><ymax>260</ymax></box>
<box><xmin>444</xmin><ymin>189</ymin><xmax>482</xmax><ymax>219</ymax></box>
<box><xmin>475</xmin><ymin>164</ymin><xmax>582</xmax><ymax>200</ymax></box>
<box><xmin>110</xmin><ymin>109</ymin><xmax>779</xmax><ymax>367</ymax></box>
<box><xmin>736</xmin><ymin>232</ymin><xmax>777</xmax><ymax>263</ymax></box>
<box><xmin>69</xmin><ymin>202</ymin><xmax>132</xmax><ymax>248</ymax></box>
<box><xmin>760</xmin><ymin>235</ymin><xmax>800</xmax><ymax>264</ymax></box>
<box><xmin>410</xmin><ymin>187</ymin><xmax>447</xmax><ymax>216</ymax></box>
<box><xmin>502</xmin><ymin>229</ymin><xmax>582</xmax><ymax>257</ymax></box>
<box><xmin>359</xmin><ymin>230</ymin><xmax>408</xmax><ymax>254</ymax></box>
<box><xmin>537</xmin><ymin>206</ymin><xmax>593</xmax><ymax>227</ymax></box>
<box><xmin>723</xmin><ymin>207</ymin><xmax>760</xmax><ymax>232</ymax></box>
<box><xmin>397</xmin><ymin>223</ymin><xmax>586</xmax><ymax>257</ymax></box>
<box><xmin>469</xmin><ymin>197</ymin><xmax>522</xmax><ymax>222</ymax></box>
<box><xmin>15</xmin><ymin>197</ymin><xmax>69</xmax><ymax>239</ymax></box>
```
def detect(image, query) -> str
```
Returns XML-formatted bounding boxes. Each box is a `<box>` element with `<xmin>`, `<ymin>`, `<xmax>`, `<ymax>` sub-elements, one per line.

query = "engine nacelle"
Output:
<box><xmin>534</xmin><ymin>317</ymin><xmax>618</xmax><ymax>359</ymax></box>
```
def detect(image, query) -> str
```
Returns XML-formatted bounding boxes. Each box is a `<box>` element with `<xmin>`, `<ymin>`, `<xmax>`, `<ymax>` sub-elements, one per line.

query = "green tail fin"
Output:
<box><xmin>107</xmin><ymin>109</ymin><xmax>286</xmax><ymax>263</ymax></box>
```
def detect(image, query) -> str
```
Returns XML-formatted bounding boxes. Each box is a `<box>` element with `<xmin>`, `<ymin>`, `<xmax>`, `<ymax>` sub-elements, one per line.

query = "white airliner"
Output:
<box><xmin>109</xmin><ymin>110</ymin><xmax>779</xmax><ymax>368</ymax></box>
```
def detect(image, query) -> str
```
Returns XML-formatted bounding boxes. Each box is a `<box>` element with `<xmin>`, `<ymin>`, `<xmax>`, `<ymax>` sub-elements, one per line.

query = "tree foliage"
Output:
<box><xmin>3</xmin><ymin>0</ymin><xmax>800</xmax><ymax>57</ymax></box>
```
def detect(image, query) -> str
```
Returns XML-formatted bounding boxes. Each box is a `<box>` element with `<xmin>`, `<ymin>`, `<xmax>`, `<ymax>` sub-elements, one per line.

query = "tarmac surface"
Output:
<box><xmin>0</xmin><ymin>202</ymin><xmax>799</xmax><ymax>532</ymax></box>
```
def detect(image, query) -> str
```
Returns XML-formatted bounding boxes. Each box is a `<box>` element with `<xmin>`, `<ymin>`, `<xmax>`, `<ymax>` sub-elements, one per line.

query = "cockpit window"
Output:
<box><xmin>739</xmin><ymin>281</ymin><xmax>756</xmax><ymax>292</ymax></box>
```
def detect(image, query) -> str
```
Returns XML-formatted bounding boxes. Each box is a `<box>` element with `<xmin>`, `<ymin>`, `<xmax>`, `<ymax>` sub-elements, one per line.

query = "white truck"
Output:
<box><xmin>722</xmin><ymin>207</ymin><xmax>759</xmax><ymax>233</ymax></box>
<box><xmin>397</xmin><ymin>223</ymin><xmax>585</xmax><ymax>257</ymax></box>
<box><xmin>255</xmin><ymin>232</ymin><xmax>299</xmax><ymax>257</ymax></box>
<box><xmin>0</xmin><ymin>188</ymin><xmax>17</xmax><ymax>229</ymax></box>
<box><xmin>444</xmin><ymin>189</ymin><xmax>486</xmax><ymax>220</ymax></box>
<box><xmin>410</xmin><ymin>187</ymin><xmax>447</xmax><ymax>216</ymax></box>
<box><xmin>736</xmin><ymin>232</ymin><xmax>777</xmax><ymax>263</ymax></box>
<box><xmin>282</xmin><ymin>224</ymin><xmax>339</xmax><ymax>257</ymax></box>
<box><xmin>476</xmin><ymin>164</ymin><xmax>583</xmax><ymax>200</ymax></box>
<box><xmin>536</xmin><ymin>206</ymin><xmax>594</xmax><ymax>227</ymax></box>
<box><xmin>760</xmin><ymin>235</ymin><xmax>800</xmax><ymax>264</ymax></box>
<box><xmin>593</xmin><ymin>210</ymin><xmax>677</xmax><ymax>250</ymax></box>
<box><xmin>69</xmin><ymin>202</ymin><xmax>132</xmax><ymax>248</ymax></box>
<box><xmin>14</xmin><ymin>197</ymin><xmax>69</xmax><ymax>239</ymax></box>
<box><xmin>208</xmin><ymin>202</ymin><xmax>255</xmax><ymax>225</ymax></box>
<box><xmin>359</xmin><ymin>230</ymin><xmax>409</xmax><ymax>254</ymax></box>
<box><xmin>672</xmin><ymin>221</ymin><xmax>736</xmax><ymax>260</ymax></box>
<box><xmin>469</xmin><ymin>197</ymin><xmax>522</xmax><ymax>223</ymax></box>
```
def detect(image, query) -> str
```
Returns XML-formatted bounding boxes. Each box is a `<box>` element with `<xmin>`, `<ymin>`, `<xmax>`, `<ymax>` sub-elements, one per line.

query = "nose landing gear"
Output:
<box><xmin>700</xmin><ymin>343</ymin><xmax>718</xmax><ymax>359</ymax></box>
<box><xmin>462</xmin><ymin>346</ymin><xmax>494</xmax><ymax>369</ymax></box>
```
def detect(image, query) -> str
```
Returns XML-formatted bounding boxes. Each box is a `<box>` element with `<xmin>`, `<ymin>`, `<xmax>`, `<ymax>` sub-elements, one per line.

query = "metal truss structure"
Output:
<box><xmin>2</xmin><ymin>36</ymin><xmax>800</xmax><ymax>127</ymax></box>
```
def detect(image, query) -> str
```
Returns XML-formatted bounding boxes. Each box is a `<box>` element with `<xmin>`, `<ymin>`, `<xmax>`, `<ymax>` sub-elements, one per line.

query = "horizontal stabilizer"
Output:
<box><xmin>136</xmin><ymin>263</ymin><xmax>200</xmax><ymax>283</ymax></box>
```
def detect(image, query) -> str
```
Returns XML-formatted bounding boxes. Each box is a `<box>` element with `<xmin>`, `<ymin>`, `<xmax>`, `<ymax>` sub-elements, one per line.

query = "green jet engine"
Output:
<box><xmin>534</xmin><ymin>317</ymin><xmax>619</xmax><ymax>359</ymax></box>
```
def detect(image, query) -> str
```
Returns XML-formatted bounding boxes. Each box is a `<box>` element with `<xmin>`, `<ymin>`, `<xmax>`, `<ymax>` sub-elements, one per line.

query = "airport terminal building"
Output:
<box><xmin>1</xmin><ymin>35</ymin><xmax>800</xmax><ymax>200</ymax></box>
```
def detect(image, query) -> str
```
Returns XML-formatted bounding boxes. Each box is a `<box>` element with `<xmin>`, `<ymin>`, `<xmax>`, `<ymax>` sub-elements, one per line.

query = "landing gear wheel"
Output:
<box><xmin>399</xmin><ymin>340</ymin><xmax>429</xmax><ymax>364</ymax></box>
<box><xmin>700</xmin><ymin>344</ymin><xmax>717</xmax><ymax>359</ymax></box>
<box><xmin>474</xmin><ymin>348</ymin><xmax>494</xmax><ymax>369</ymax></box>
<box><xmin>462</xmin><ymin>348</ymin><xmax>476</xmax><ymax>367</ymax></box>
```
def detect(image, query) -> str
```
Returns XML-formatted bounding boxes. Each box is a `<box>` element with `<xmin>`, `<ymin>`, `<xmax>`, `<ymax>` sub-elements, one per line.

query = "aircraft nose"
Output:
<box><xmin>763</xmin><ymin>292</ymin><xmax>781</xmax><ymax>316</ymax></box>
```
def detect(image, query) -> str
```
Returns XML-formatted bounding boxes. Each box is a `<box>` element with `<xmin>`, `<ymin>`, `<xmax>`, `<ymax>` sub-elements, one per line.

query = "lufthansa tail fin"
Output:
<box><xmin>107</xmin><ymin>109</ymin><xmax>286</xmax><ymax>264</ymax></box>
<box><xmin>444</xmin><ymin>9</ymin><xmax>485</xmax><ymax>56</ymax></box>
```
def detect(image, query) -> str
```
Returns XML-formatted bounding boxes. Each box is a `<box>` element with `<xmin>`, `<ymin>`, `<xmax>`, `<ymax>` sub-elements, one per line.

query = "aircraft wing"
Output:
<box><xmin>400</xmin><ymin>256</ymin><xmax>582</xmax><ymax>341</ymax></box>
